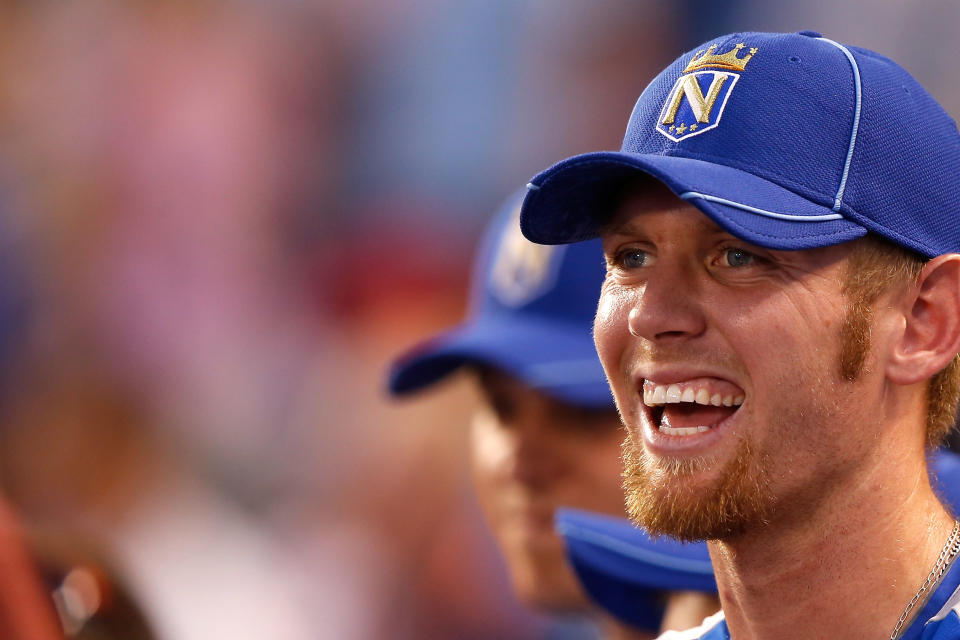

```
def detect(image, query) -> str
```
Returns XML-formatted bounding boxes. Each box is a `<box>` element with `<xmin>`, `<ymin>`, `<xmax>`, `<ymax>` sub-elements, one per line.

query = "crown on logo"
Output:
<box><xmin>683</xmin><ymin>42</ymin><xmax>758</xmax><ymax>73</ymax></box>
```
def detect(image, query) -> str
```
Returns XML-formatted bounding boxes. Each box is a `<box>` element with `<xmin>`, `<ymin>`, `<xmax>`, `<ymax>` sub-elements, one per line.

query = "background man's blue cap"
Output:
<box><xmin>557</xmin><ymin>449</ymin><xmax>960</xmax><ymax>630</ymax></box>
<box><xmin>555</xmin><ymin>508</ymin><xmax>716</xmax><ymax>631</ymax></box>
<box><xmin>387</xmin><ymin>190</ymin><xmax>612</xmax><ymax>408</ymax></box>
<box><xmin>521</xmin><ymin>31</ymin><xmax>960</xmax><ymax>258</ymax></box>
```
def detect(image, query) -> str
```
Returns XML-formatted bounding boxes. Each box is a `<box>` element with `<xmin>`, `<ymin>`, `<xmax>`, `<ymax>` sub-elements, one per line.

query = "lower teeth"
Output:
<box><xmin>659</xmin><ymin>425</ymin><xmax>711</xmax><ymax>436</ymax></box>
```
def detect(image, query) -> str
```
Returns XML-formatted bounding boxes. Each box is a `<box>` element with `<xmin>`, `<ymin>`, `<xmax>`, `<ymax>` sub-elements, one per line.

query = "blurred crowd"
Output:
<box><xmin>0</xmin><ymin>1</ymin><xmax>957</xmax><ymax>638</ymax></box>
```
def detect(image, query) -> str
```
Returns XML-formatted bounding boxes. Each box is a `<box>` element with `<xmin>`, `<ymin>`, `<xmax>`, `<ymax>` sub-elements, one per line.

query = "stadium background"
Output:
<box><xmin>0</xmin><ymin>1</ymin><xmax>957</xmax><ymax>638</ymax></box>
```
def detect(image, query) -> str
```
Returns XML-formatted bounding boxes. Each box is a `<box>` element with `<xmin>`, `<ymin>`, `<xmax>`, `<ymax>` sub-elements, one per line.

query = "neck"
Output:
<box><xmin>709</xmin><ymin>446</ymin><xmax>955</xmax><ymax>640</ymax></box>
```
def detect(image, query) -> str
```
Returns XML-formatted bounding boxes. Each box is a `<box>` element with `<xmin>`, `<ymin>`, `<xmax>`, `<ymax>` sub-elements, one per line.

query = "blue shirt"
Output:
<box><xmin>659</xmin><ymin>552</ymin><xmax>960</xmax><ymax>639</ymax></box>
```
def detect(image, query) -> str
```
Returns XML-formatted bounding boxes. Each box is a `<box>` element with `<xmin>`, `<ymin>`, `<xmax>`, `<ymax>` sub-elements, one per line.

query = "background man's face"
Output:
<box><xmin>595</xmin><ymin>187</ymin><xmax>888</xmax><ymax>541</ymax></box>
<box><xmin>469</xmin><ymin>368</ymin><xmax>624</xmax><ymax>610</ymax></box>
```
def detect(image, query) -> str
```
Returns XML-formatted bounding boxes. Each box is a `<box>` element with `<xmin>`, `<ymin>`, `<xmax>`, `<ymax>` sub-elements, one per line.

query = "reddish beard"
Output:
<box><xmin>621</xmin><ymin>431</ymin><xmax>774</xmax><ymax>542</ymax></box>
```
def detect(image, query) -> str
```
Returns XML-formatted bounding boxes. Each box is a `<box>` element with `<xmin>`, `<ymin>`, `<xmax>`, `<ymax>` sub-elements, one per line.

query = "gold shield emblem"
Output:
<box><xmin>489</xmin><ymin>205</ymin><xmax>563</xmax><ymax>306</ymax></box>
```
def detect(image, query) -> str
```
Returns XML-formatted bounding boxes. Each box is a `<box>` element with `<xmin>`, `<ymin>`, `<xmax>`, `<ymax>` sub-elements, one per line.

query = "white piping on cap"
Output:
<box><xmin>680</xmin><ymin>192</ymin><xmax>844</xmax><ymax>221</ymax></box>
<box><xmin>817</xmin><ymin>37</ymin><xmax>863</xmax><ymax>212</ymax></box>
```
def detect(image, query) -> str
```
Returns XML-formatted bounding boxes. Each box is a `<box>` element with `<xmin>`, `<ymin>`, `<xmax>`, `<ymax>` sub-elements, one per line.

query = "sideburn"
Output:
<box><xmin>839</xmin><ymin>296</ymin><xmax>872</xmax><ymax>381</ymax></box>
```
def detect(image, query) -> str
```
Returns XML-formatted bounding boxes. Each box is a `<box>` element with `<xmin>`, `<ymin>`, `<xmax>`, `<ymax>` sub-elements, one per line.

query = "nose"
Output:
<box><xmin>626</xmin><ymin>265</ymin><xmax>707</xmax><ymax>342</ymax></box>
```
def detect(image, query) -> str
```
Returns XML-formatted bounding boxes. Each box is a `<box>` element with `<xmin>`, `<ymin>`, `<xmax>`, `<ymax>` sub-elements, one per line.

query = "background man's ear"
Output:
<box><xmin>887</xmin><ymin>255</ymin><xmax>960</xmax><ymax>385</ymax></box>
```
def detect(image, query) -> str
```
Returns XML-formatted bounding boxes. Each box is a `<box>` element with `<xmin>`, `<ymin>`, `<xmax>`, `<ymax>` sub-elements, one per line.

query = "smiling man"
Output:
<box><xmin>520</xmin><ymin>31</ymin><xmax>960</xmax><ymax>640</ymax></box>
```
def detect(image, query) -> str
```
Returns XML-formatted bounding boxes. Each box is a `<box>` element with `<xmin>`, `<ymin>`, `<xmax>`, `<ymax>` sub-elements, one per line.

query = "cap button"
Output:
<box><xmin>797</xmin><ymin>30</ymin><xmax>822</xmax><ymax>38</ymax></box>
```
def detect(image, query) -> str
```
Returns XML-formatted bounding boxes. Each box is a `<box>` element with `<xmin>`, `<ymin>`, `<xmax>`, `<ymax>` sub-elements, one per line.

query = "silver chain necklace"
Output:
<box><xmin>889</xmin><ymin>519</ymin><xmax>960</xmax><ymax>640</ymax></box>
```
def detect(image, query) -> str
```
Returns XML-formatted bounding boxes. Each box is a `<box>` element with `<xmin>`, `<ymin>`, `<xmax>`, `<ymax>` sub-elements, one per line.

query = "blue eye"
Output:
<box><xmin>618</xmin><ymin>249</ymin><xmax>647</xmax><ymax>269</ymax></box>
<box><xmin>722</xmin><ymin>247</ymin><xmax>755</xmax><ymax>268</ymax></box>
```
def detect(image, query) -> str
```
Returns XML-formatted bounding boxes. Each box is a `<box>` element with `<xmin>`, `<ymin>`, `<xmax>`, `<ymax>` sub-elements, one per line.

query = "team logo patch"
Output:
<box><xmin>656</xmin><ymin>42</ymin><xmax>757</xmax><ymax>142</ymax></box>
<box><xmin>489</xmin><ymin>204</ymin><xmax>563</xmax><ymax>307</ymax></box>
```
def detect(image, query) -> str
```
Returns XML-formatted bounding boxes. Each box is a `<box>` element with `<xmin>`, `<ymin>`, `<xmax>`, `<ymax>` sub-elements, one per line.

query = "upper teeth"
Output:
<box><xmin>644</xmin><ymin>383</ymin><xmax>744</xmax><ymax>408</ymax></box>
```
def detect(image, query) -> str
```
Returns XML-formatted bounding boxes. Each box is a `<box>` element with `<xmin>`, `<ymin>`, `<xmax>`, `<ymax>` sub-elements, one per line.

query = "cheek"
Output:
<box><xmin>768</xmin><ymin>305</ymin><xmax>849</xmax><ymax>389</ymax></box>
<box><xmin>594</xmin><ymin>286</ymin><xmax>632</xmax><ymax>374</ymax></box>
<box><xmin>724</xmin><ymin>286</ymin><xmax>846</xmax><ymax>370</ymax></box>
<box><xmin>595</xmin><ymin>286</ymin><xmax>643</xmax><ymax>424</ymax></box>
<box><xmin>577</xmin><ymin>433</ymin><xmax>630</xmax><ymax>511</ymax></box>
<box><xmin>468</xmin><ymin>416</ymin><xmax>512</xmax><ymax>502</ymax></box>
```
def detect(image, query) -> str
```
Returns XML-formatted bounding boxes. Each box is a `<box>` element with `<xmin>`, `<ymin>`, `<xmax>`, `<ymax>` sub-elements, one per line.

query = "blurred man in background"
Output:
<box><xmin>388</xmin><ymin>192</ymin><xmax>719</xmax><ymax>638</ymax></box>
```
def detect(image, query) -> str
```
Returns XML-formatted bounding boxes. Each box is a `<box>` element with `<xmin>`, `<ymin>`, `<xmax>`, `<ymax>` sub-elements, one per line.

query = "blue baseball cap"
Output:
<box><xmin>521</xmin><ymin>31</ymin><xmax>960</xmax><ymax>258</ymax></box>
<box><xmin>387</xmin><ymin>190</ymin><xmax>612</xmax><ymax>408</ymax></box>
<box><xmin>557</xmin><ymin>448</ymin><xmax>960</xmax><ymax>630</ymax></box>
<box><xmin>556</xmin><ymin>508</ymin><xmax>716</xmax><ymax>631</ymax></box>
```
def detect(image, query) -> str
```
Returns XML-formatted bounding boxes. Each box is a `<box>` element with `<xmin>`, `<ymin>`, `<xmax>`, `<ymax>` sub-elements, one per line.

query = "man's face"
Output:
<box><xmin>596</xmin><ymin>186</ymin><xmax>888</xmax><ymax>541</ymax></box>
<box><xmin>469</xmin><ymin>367</ymin><xmax>625</xmax><ymax>611</ymax></box>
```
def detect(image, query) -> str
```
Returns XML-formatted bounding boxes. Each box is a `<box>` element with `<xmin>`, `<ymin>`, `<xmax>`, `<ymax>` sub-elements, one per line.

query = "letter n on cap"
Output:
<box><xmin>656</xmin><ymin>71</ymin><xmax>740</xmax><ymax>142</ymax></box>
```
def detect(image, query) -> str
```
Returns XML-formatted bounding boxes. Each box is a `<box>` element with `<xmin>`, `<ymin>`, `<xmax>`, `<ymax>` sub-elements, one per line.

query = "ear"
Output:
<box><xmin>887</xmin><ymin>254</ymin><xmax>960</xmax><ymax>385</ymax></box>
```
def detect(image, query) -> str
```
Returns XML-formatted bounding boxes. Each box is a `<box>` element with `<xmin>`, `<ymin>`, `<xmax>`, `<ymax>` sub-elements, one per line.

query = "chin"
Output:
<box><xmin>506</xmin><ymin>552</ymin><xmax>591</xmax><ymax>613</ymax></box>
<box><xmin>513</xmin><ymin>576</ymin><xmax>589</xmax><ymax>613</ymax></box>
<box><xmin>622</xmin><ymin>433</ymin><xmax>774</xmax><ymax>541</ymax></box>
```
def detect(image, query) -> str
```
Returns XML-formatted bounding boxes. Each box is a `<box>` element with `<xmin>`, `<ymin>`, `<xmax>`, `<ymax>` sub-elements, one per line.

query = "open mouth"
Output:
<box><xmin>643</xmin><ymin>379</ymin><xmax>744</xmax><ymax>436</ymax></box>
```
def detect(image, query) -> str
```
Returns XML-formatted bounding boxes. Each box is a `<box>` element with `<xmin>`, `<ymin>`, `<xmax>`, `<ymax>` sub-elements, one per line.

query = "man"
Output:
<box><xmin>388</xmin><ymin>192</ymin><xmax>719</xmax><ymax>638</ymax></box>
<box><xmin>557</xmin><ymin>440</ymin><xmax>960</xmax><ymax>637</ymax></box>
<box><xmin>519</xmin><ymin>30</ymin><xmax>960</xmax><ymax>639</ymax></box>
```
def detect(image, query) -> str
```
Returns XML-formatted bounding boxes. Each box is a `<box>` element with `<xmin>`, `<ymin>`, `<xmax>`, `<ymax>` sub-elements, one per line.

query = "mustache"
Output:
<box><xmin>622</xmin><ymin>342</ymin><xmax>746</xmax><ymax>375</ymax></box>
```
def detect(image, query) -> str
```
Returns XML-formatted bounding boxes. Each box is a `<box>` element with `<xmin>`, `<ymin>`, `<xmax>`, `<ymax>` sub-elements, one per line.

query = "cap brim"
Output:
<box><xmin>556</xmin><ymin>508</ymin><xmax>716</xmax><ymax>630</ymax></box>
<box><xmin>521</xmin><ymin>151</ymin><xmax>867</xmax><ymax>249</ymax></box>
<box><xmin>388</xmin><ymin>315</ymin><xmax>613</xmax><ymax>408</ymax></box>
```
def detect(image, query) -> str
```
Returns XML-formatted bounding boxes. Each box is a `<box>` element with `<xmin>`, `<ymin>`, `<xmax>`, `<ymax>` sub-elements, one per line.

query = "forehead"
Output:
<box><xmin>599</xmin><ymin>182</ymin><xmax>723</xmax><ymax>240</ymax></box>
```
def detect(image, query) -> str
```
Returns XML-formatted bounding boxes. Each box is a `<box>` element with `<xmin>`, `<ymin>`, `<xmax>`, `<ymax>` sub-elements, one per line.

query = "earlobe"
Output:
<box><xmin>887</xmin><ymin>254</ymin><xmax>960</xmax><ymax>385</ymax></box>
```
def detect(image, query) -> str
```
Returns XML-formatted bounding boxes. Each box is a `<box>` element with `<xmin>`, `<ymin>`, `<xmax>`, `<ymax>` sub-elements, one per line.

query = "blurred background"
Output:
<box><xmin>0</xmin><ymin>1</ymin><xmax>958</xmax><ymax>638</ymax></box>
